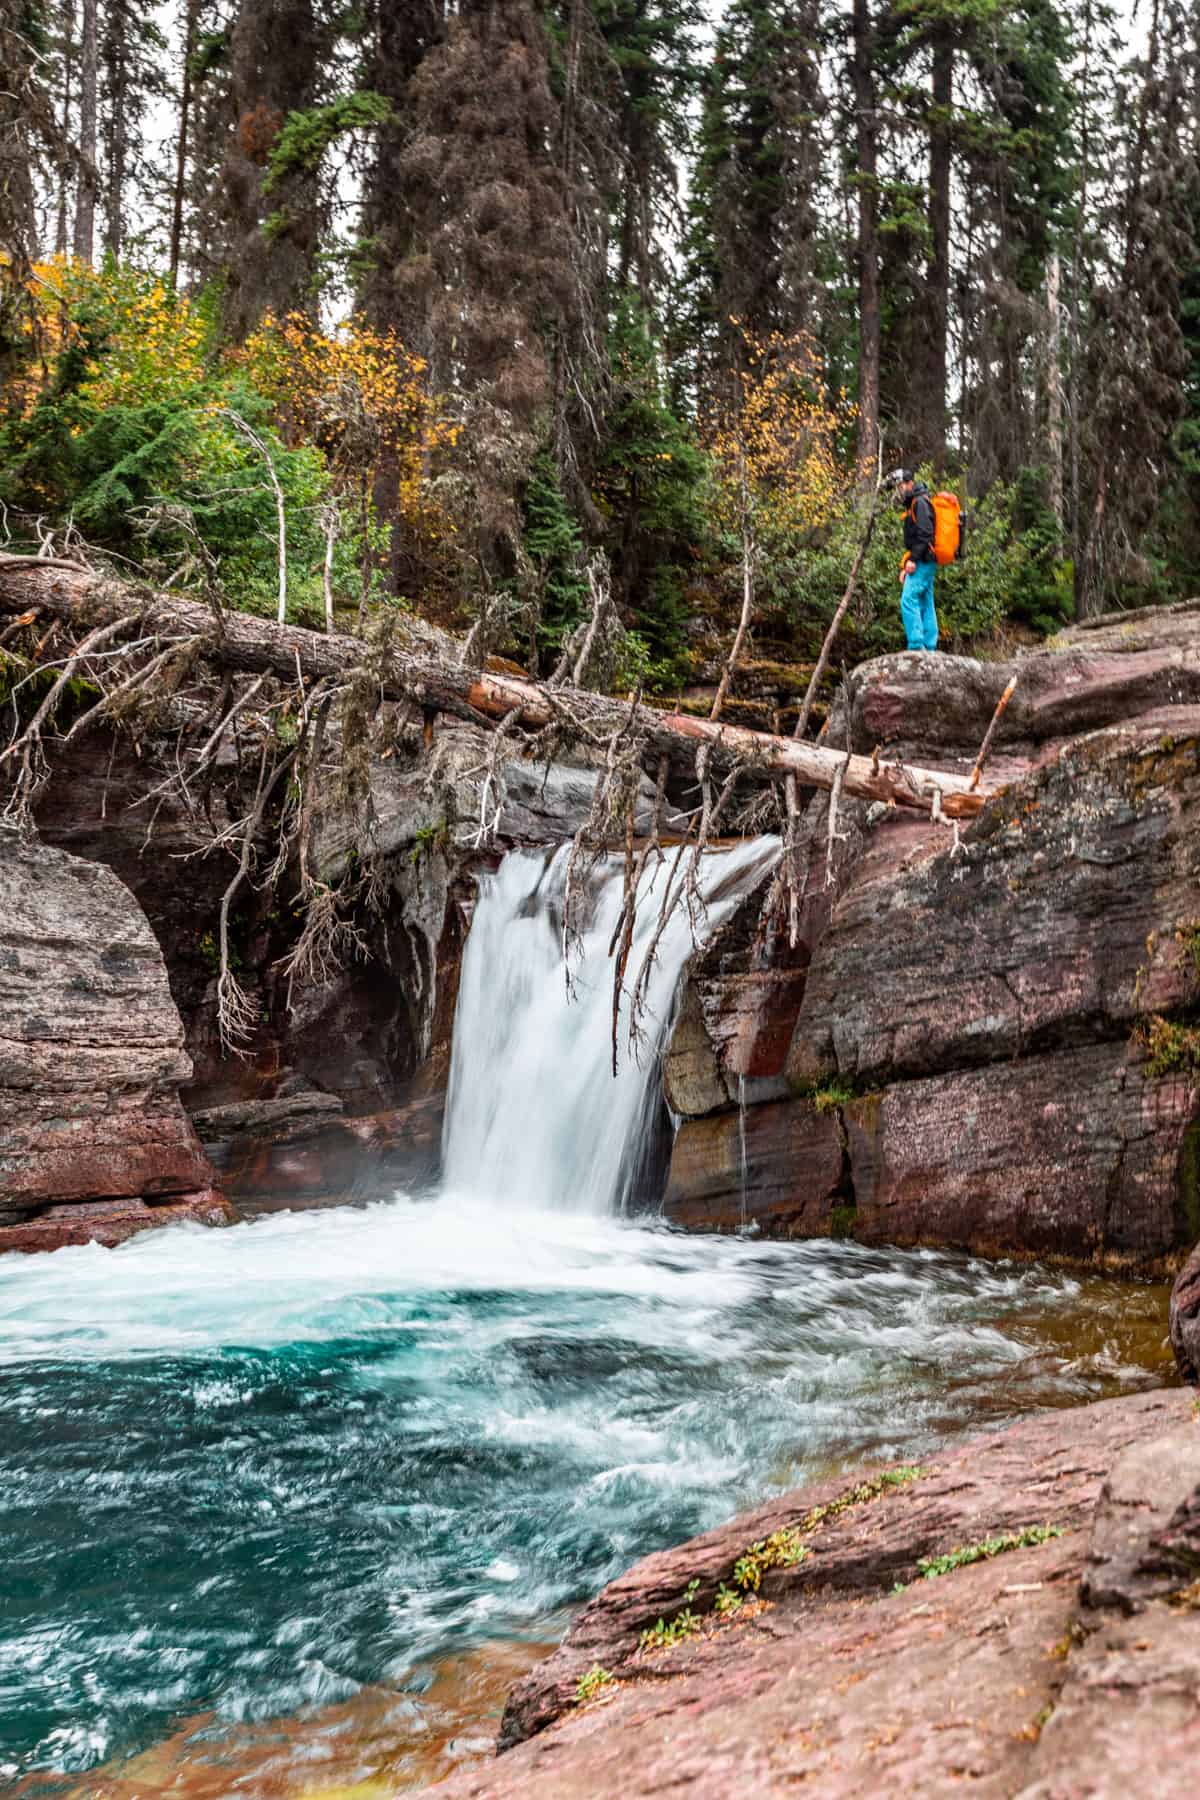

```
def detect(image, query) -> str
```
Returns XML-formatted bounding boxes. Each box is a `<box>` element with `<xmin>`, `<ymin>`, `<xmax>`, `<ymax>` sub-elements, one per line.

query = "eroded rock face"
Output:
<box><xmin>661</xmin><ymin>1099</ymin><xmax>843</xmax><ymax>1235</ymax></box>
<box><xmin>1169</xmin><ymin>1237</ymin><xmax>1200</xmax><ymax>1382</ymax></box>
<box><xmin>421</xmin><ymin>1389</ymin><xmax>1195</xmax><ymax>1800</ymax></box>
<box><xmin>0</xmin><ymin>831</ymin><xmax>230</xmax><ymax>1252</ymax></box>
<box><xmin>663</xmin><ymin>618</ymin><xmax>1200</xmax><ymax>1278</ymax></box>
<box><xmin>843</xmin><ymin>1046</ymin><xmax>1199</xmax><ymax>1273</ymax></box>
<box><xmin>788</xmin><ymin>724</ymin><xmax>1200</xmax><ymax>1090</ymax></box>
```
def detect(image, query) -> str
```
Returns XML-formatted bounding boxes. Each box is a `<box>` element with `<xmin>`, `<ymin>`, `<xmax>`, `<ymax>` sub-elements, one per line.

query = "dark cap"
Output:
<box><xmin>886</xmin><ymin>467</ymin><xmax>915</xmax><ymax>487</ymax></box>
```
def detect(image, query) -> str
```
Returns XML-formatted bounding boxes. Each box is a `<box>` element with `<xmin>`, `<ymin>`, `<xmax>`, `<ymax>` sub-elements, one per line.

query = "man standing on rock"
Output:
<box><xmin>890</xmin><ymin>468</ymin><xmax>939</xmax><ymax>653</ymax></box>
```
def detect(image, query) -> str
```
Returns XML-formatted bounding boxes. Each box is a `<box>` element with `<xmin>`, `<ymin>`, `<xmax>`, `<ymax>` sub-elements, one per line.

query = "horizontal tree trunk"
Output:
<box><xmin>0</xmin><ymin>560</ymin><xmax>992</xmax><ymax>819</ymax></box>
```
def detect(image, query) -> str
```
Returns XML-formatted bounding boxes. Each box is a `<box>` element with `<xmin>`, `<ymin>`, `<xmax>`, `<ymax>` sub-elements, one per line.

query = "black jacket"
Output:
<box><xmin>902</xmin><ymin>482</ymin><xmax>935</xmax><ymax>563</ymax></box>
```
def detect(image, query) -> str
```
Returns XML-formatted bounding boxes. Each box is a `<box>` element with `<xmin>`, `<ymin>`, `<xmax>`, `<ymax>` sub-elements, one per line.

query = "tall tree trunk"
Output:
<box><xmin>72</xmin><ymin>0</ymin><xmax>98</xmax><ymax>263</ymax></box>
<box><xmin>54</xmin><ymin>0</ymin><xmax>76</xmax><ymax>254</ymax></box>
<box><xmin>168</xmin><ymin>0</ymin><xmax>200</xmax><ymax>285</ymax></box>
<box><xmin>1068</xmin><ymin>0</ymin><xmax>1096</xmax><ymax>571</ymax></box>
<box><xmin>1044</xmin><ymin>251</ymin><xmax>1064</xmax><ymax>557</ymax></box>
<box><xmin>101</xmin><ymin>0</ymin><xmax>128</xmax><ymax>260</ymax></box>
<box><xmin>215</xmin><ymin>0</ymin><xmax>323</xmax><ymax>342</ymax></box>
<box><xmin>924</xmin><ymin>30</ymin><xmax>952</xmax><ymax>464</ymax></box>
<box><xmin>852</xmin><ymin>0</ymin><xmax>880</xmax><ymax>470</ymax></box>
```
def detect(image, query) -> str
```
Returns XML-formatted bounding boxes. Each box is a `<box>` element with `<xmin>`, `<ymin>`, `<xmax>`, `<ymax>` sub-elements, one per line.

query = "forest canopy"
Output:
<box><xmin>2</xmin><ymin>0</ymin><xmax>1198</xmax><ymax>685</ymax></box>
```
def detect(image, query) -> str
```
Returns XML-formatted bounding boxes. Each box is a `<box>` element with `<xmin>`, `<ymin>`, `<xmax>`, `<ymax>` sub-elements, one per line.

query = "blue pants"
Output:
<box><xmin>900</xmin><ymin>559</ymin><xmax>938</xmax><ymax>651</ymax></box>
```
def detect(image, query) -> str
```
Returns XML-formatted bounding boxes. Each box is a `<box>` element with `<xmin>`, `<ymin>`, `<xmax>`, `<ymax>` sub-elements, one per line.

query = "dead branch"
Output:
<box><xmin>970</xmin><ymin>675</ymin><xmax>1018</xmax><ymax>790</ymax></box>
<box><xmin>214</xmin><ymin>742</ymin><xmax>298</xmax><ymax>1055</ymax></box>
<box><xmin>221</xmin><ymin>410</ymin><xmax>288</xmax><ymax>626</ymax></box>
<box><xmin>0</xmin><ymin>615</ymin><xmax>130</xmax><ymax>821</ymax></box>
<box><xmin>793</xmin><ymin>446</ymin><xmax>885</xmax><ymax>744</ymax></box>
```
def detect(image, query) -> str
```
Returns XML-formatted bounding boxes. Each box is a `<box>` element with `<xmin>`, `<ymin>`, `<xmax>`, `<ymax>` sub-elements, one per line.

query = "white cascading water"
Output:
<box><xmin>440</xmin><ymin>838</ymin><xmax>781</xmax><ymax>1214</ymax></box>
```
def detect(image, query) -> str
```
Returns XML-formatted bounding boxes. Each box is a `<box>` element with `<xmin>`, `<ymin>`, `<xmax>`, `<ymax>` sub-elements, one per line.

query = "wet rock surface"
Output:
<box><xmin>0</xmin><ymin>830</ymin><xmax>230</xmax><ymax>1252</ymax></box>
<box><xmin>843</xmin><ymin>1045</ymin><xmax>1199</xmax><ymax>1274</ymax></box>
<box><xmin>661</xmin><ymin>1099</ymin><xmax>843</xmax><ymax>1234</ymax></box>
<box><xmin>423</xmin><ymin>1389</ymin><xmax>1197</xmax><ymax>1800</ymax></box>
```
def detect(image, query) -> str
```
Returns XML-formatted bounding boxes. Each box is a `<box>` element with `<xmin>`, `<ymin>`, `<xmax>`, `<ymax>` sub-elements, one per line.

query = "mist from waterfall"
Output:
<box><xmin>440</xmin><ymin>839</ymin><xmax>780</xmax><ymax>1215</ymax></box>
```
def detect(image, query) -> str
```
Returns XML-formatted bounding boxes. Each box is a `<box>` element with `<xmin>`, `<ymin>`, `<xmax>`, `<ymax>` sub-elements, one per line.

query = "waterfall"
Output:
<box><xmin>441</xmin><ymin>838</ymin><xmax>780</xmax><ymax>1215</ymax></box>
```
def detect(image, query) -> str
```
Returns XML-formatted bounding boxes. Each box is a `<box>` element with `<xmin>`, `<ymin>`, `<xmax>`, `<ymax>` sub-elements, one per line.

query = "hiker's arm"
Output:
<box><xmin>912</xmin><ymin>494</ymin><xmax>935</xmax><ymax>560</ymax></box>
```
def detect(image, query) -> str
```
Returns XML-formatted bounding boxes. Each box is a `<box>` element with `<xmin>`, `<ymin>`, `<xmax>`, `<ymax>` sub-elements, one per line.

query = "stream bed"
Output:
<box><xmin>0</xmin><ymin>1194</ymin><xmax>1174</xmax><ymax>1794</ymax></box>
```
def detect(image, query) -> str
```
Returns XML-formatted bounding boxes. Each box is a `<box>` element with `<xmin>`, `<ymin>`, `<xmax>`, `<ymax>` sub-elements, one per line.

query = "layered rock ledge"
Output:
<box><xmin>0</xmin><ymin>831</ymin><xmax>231</xmax><ymax>1251</ymax></box>
<box><xmin>424</xmin><ymin>1387</ymin><xmax>1198</xmax><ymax>1799</ymax></box>
<box><xmin>664</xmin><ymin>612</ymin><xmax>1200</xmax><ymax>1281</ymax></box>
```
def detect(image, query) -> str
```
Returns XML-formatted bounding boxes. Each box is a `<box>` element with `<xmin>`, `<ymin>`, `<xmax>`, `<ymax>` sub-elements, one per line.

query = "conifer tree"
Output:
<box><xmin>1077</xmin><ymin>0</ymin><xmax>1198</xmax><ymax>611</ymax></box>
<box><xmin>594</xmin><ymin>0</ymin><xmax>705</xmax><ymax>309</ymax></box>
<box><xmin>211</xmin><ymin>0</ymin><xmax>327</xmax><ymax>340</ymax></box>
<box><xmin>683</xmin><ymin>0</ymin><xmax>826</xmax><ymax>400</ymax></box>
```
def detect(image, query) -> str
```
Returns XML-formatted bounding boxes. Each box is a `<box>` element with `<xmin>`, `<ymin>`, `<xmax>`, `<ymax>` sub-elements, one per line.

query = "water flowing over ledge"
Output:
<box><xmin>441</xmin><ymin>838</ymin><xmax>780</xmax><ymax>1216</ymax></box>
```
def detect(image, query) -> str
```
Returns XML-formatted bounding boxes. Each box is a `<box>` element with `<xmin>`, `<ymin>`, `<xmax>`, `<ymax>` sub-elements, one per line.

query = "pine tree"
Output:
<box><xmin>594</xmin><ymin>0</ymin><xmax>705</xmax><ymax>310</ymax></box>
<box><xmin>210</xmin><ymin>0</ymin><xmax>328</xmax><ymax>340</ymax></box>
<box><xmin>1077</xmin><ymin>0</ymin><xmax>1198</xmax><ymax>612</ymax></box>
<box><xmin>373</xmin><ymin>0</ymin><xmax>583</xmax><ymax>576</ymax></box>
<box><xmin>960</xmin><ymin>0</ymin><xmax>1074</xmax><ymax>490</ymax></box>
<box><xmin>594</xmin><ymin>296</ymin><xmax>705</xmax><ymax>667</ymax></box>
<box><xmin>683</xmin><ymin>0</ymin><xmax>826</xmax><ymax>401</ymax></box>
<box><xmin>100</xmin><ymin>0</ymin><xmax>169</xmax><ymax>262</ymax></box>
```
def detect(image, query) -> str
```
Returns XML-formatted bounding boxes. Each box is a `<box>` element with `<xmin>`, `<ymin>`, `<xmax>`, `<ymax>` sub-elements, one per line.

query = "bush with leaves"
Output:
<box><xmin>0</xmin><ymin>260</ymin><xmax>457</xmax><ymax>627</ymax></box>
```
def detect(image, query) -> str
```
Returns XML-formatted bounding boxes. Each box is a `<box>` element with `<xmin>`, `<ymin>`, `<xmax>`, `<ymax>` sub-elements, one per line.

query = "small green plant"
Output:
<box><xmin>639</xmin><ymin>1579</ymin><xmax>702</xmax><ymax>1652</ymax></box>
<box><xmin>829</xmin><ymin>1202</ymin><xmax>857</xmax><ymax>1240</ymax></box>
<box><xmin>914</xmin><ymin>1523</ymin><xmax>1063</xmax><ymax>1582</ymax></box>
<box><xmin>411</xmin><ymin>820</ymin><xmax>449</xmax><ymax>863</ymax></box>
<box><xmin>713</xmin><ymin>1583</ymin><xmax>743</xmax><ymax>1616</ymax></box>
<box><xmin>575</xmin><ymin>1665</ymin><xmax>615</xmax><ymax>1704</ymax></box>
<box><xmin>733</xmin><ymin>1528</ymin><xmax>810</xmax><ymax>1592</ymax></box>
<box><xmin>1139</xmin><ymin>1013</ymin><xmax>1200</xmax><ymax>1077</ymax></box>
<box><xmin>793</xmin><ymin>1074</ymin><xmax>858</xmax><ymax>1114</ymax></box>
<box><xmin>797</xmin><ymin>1465</ymin><xmax>926</xmax><ymax>1536</ymax></box>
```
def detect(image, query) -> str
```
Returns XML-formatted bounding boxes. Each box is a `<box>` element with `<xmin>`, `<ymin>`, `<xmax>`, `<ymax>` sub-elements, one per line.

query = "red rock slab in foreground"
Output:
<box><xmin>420</xmin><ymin>1390</ymin><xmax>1194</xmax><ymax>1800</ymax></box>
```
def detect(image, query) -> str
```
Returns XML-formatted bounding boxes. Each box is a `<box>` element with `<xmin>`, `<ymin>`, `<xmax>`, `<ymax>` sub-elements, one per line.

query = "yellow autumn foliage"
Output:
<box><xmin>704</xmin><ymin>326</ymin><xmax>860</xmax><ymax>550</ymax></box>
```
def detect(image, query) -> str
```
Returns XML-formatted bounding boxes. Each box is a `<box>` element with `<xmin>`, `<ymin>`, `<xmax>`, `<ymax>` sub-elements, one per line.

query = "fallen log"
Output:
<box><xmin>0</xmin><ymin>559</ymin><xmax>993</xmax><ymax>819</ymax></box>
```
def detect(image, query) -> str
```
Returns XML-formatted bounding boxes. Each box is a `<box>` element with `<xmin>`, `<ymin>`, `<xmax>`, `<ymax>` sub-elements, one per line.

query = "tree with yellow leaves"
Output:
<box><xmin>243</xmin><ymin>313</ymin><xmax>460</xmax><ymax>625</ymax></box>
<box><xmin>702</xmin><ymin>326</ymin><xmax>858</xmax><ymax>717</ymax></box>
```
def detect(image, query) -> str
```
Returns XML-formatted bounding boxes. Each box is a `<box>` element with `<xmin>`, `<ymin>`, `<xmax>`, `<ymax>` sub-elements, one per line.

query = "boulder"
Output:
<box><xmin>420</xmin><ymin>1390</ymin><xmax>1195</xmax><ymax>1800</ymax></box>
<box><xmin>0</xmin><ymin>830</ymin><xmax>230</xmax><ymax>1252</ymax></box>
<box><xmin>1015</xmin><ymin>1417</ymin><xmax>1200</xmax><ymax>1795</ymax></box>
<box><xmin>196</xmin><ymin>1084</ymin><xmax>443</xmax><ymax>1211</ymax></box>
<box><xmin>848</xmin><ymin>635</ymin><xmax>1200</xmax><ymax>757</ymax></box>
<box><xmin>1169</xmin><ymin>1236</ymin><xmax>1200</xmax><ymax>1382</ymax></box>
<box><xmin>787</xmin><ymin>722</ymin><xmax>1200</xmax><ymax>1090</ymax></box>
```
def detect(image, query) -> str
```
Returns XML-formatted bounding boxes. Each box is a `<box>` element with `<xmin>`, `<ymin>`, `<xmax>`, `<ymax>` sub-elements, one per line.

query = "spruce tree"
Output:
<box><xmin>1077</xmin><ymin>0</ymin><xmax>1198</xmax><ymax>612</ymax></box>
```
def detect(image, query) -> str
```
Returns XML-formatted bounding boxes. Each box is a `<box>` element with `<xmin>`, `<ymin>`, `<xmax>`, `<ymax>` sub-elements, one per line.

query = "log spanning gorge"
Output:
<box><xmin>0</xmin><ymin>842</ymin><xmax>1178</xmax><ymax>1796</ymax></box>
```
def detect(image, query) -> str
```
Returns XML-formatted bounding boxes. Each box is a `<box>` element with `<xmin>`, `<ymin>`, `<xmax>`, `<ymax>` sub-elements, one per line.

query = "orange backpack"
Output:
<box><xmin>925</xmin><ymin>490</ymin><xmax>963</xmax><ymax>565</ymax></box>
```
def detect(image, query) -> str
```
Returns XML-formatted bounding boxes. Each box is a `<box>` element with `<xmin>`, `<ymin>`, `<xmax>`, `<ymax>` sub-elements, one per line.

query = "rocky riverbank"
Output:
<box><xmin>422</xmin><ymin>1386</ymin><xmax>1199</xmax><ymax>1799</ymax></box>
